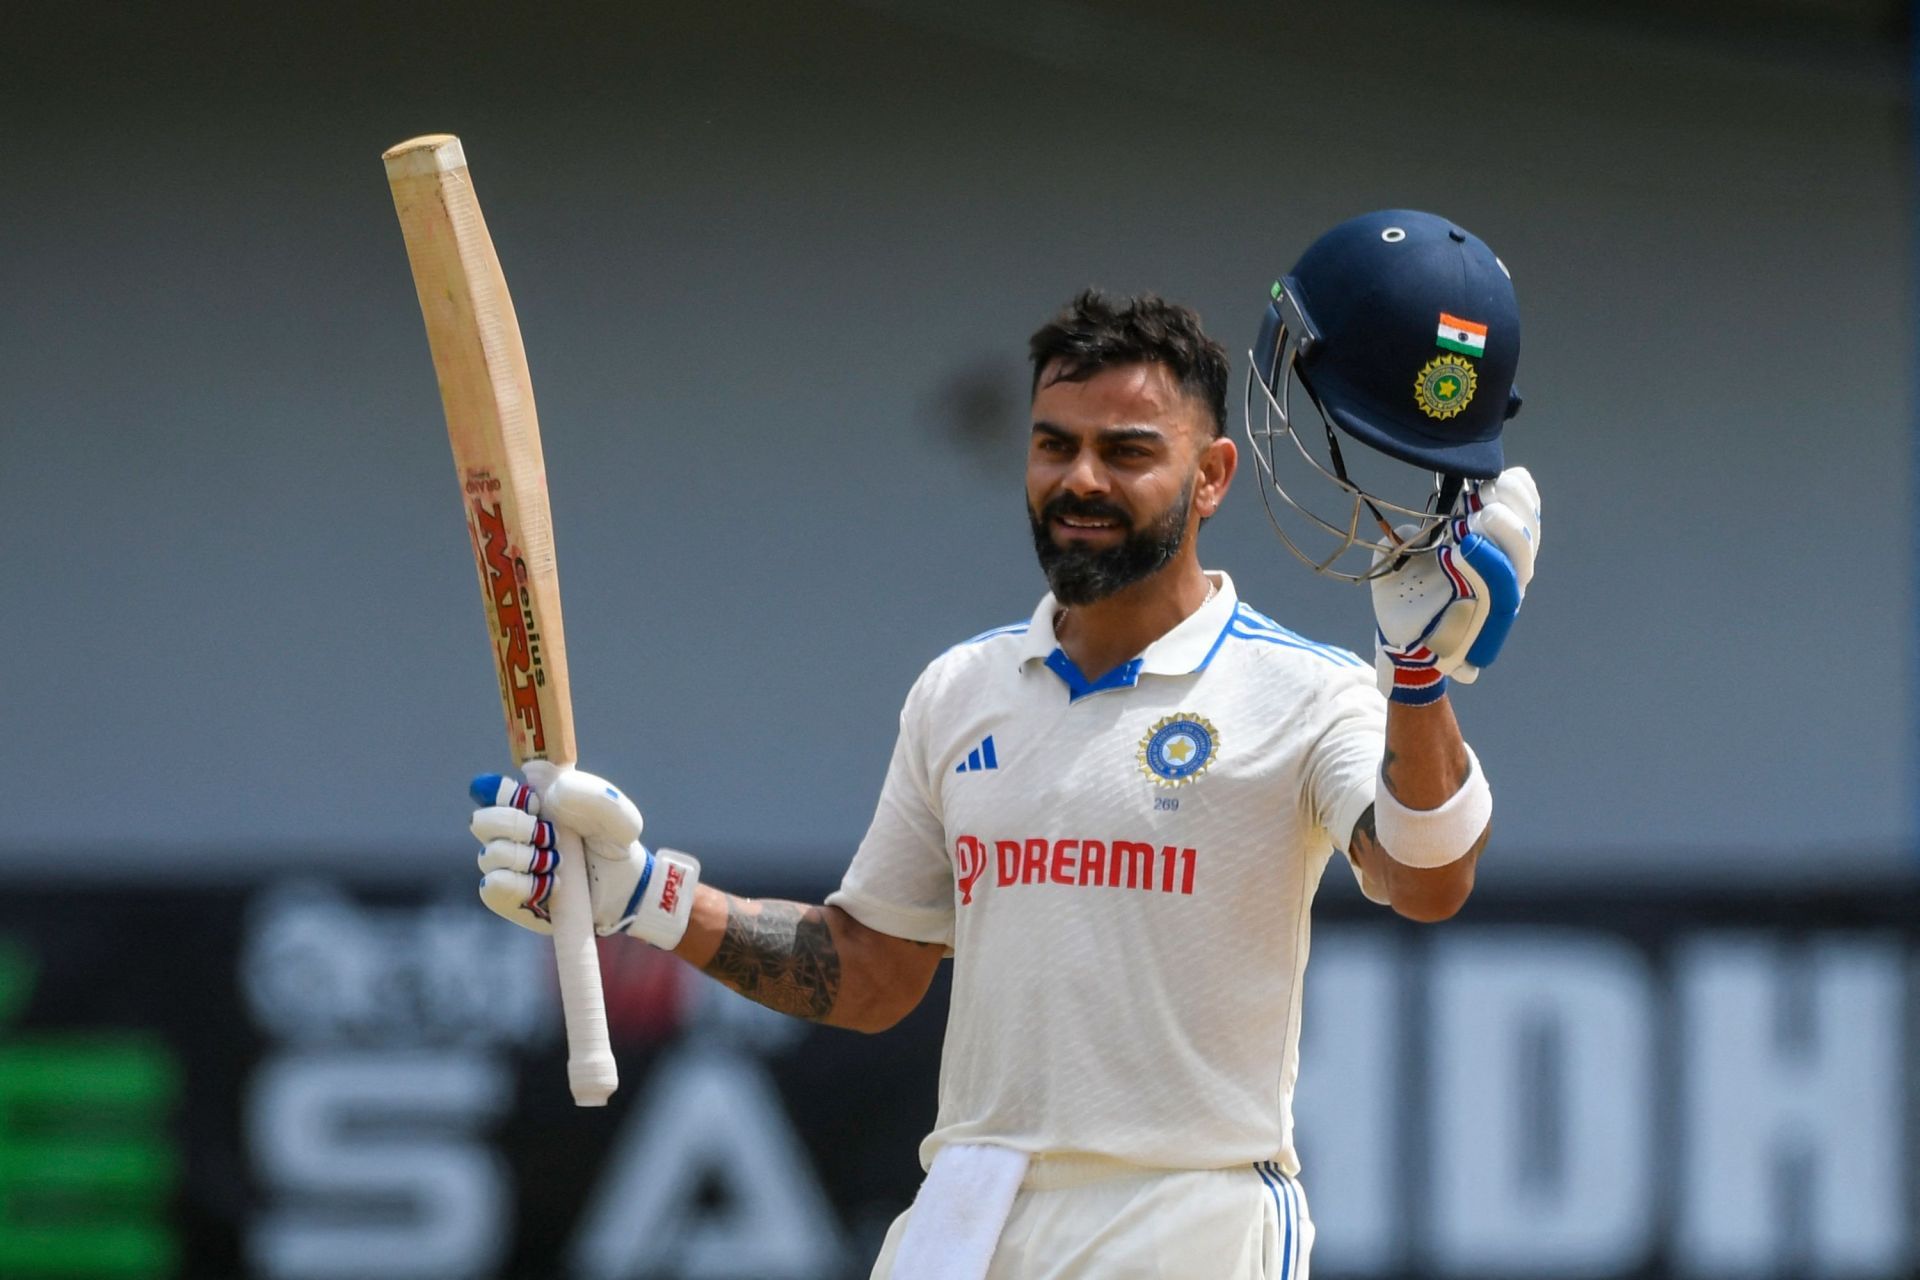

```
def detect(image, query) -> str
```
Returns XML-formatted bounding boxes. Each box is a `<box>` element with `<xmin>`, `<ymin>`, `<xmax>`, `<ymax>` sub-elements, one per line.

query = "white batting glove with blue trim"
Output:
<box><xmin>468</xmin><ymin>763</ymin><xmax>700</xmax><ymax>949</ymax></box>
<box><xmin>1370</xmin><ymin>467</ymin><xmax>1540</xmax><ymax>704</ymax></box>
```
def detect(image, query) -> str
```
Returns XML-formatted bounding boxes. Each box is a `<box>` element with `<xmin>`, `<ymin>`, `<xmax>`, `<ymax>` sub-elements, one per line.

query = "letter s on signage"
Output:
<box><xmin>248</xmin><ymin>1051</ymin><xmax>510</xmax><ymax>1280</ymax></box>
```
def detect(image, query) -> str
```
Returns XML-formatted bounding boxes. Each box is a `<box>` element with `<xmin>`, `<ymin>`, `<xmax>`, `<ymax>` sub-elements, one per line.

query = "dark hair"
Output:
<box><xmin>1028</xmin><ymin>289</ymin><xmax>1230</xmax><ymax>437</ymax></box>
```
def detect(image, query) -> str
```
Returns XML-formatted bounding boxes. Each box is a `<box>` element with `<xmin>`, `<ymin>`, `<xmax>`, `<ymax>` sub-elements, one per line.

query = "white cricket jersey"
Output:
<box><xmin>827</xmin><ymin>572</ymin><xmax>1387</xmax><ymax>1177</ymax></box>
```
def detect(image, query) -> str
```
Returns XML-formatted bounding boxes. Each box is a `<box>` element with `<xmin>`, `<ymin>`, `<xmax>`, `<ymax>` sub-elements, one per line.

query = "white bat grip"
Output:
<box><xmin>543</xmin><ymin>816</ymin><xmax>618</xmax><ymax>1105</ymax></box>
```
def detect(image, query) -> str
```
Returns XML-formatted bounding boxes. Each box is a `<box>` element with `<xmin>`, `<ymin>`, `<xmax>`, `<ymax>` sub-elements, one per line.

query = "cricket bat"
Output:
<box><xmin>383</xmin><ymin>134</ymin><xmax>616</xmax><ymax>1106</ymax></box>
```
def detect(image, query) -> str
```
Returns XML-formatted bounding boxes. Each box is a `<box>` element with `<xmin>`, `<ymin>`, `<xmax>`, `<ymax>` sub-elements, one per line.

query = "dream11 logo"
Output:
<box><xmin>955</xmin><ymin>837</ymin><xmax>987</xmax><ymax>905</ymax></box>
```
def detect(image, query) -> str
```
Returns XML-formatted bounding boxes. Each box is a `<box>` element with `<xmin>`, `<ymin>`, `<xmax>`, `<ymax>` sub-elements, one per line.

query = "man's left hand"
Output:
<box><xmin>1370</xmin><ymin>466</ymin><xmax>1541</xmax><ymax>703</ymax></box>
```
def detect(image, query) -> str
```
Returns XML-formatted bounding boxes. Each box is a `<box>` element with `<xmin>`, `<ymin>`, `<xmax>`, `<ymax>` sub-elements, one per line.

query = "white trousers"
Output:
<box><xmin>870</xmin><ymin>1162</ymin><xmax>1312</xmax><ymax>1280</ymax></box>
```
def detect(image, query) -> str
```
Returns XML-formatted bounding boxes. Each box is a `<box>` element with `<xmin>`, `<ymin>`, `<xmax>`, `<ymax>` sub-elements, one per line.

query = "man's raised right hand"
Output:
<box><xmin>468</xmin><ymin>763</ymin><xmax>701</xmax><ymax>950</ymax></box>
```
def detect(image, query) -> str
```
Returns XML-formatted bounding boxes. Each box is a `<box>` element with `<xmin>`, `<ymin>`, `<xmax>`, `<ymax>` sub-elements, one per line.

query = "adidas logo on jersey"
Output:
<box><xmin>954</xmin><ymin>734</ymin><xmax>999</xmax><ymax>773</ymax></box>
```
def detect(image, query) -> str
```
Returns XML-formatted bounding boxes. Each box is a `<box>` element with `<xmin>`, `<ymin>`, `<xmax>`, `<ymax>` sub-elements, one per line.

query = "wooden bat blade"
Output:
<box><xmin>384</xmin><ymin>133</ymin><xmax>614</xmax><ymax>1107</ymax></box>
<box><xmin>383</xmin><ymin>134</ymin><xmax>576</xmax><ymax>770</ymax></box>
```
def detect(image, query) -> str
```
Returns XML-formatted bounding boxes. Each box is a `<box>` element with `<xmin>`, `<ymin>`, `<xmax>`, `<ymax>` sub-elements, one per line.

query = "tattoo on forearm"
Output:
<box><xmin>1379</xmin><ymin>744</ymin><xmax>1404</xmax><ymax>796</ymax></box>
<box><xmin>702</xmin><ymin>897</ymin><xmax>841</xmax><ymax>1020</ymax></box>
<box><xmin>1378</xmin><ymin>738</ymin><xmax>1471</xmax><ymax>806</ymax></box>
<box><xmin>1349</xmin><ymin>804</ymin><xmax>1382</xmax><ymax>866</ymax></box>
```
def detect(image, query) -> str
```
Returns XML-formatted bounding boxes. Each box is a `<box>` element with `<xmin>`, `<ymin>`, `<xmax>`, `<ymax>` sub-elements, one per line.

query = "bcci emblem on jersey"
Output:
<box><xmin>1138</xmin><ymin>714</ymin><xmax>1220</xmax><ymax>787</ymax></box>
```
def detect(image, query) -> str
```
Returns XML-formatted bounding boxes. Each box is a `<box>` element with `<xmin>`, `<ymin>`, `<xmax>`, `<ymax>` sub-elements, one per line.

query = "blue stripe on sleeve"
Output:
<box><xmin>1231</xmin><ymin>605</ymin><xmax>1368</xmax><ymax>667</ymax></box>
<box><xmin>959</xmin><ymin>621</ymin><xmax>1029</xmax><ymax>645</ymax></box>
<box><xmin>1228</xmin><ymin>626</ymin><xmax>1369</xmax><ymax>668</ymax></box>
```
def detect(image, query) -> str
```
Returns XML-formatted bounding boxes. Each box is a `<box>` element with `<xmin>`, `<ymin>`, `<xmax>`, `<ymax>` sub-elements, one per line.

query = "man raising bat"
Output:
<box><xmin>467</xmin><ymin>210</ymin><xmax>1540</xmax><ymax>1278</ymax></box>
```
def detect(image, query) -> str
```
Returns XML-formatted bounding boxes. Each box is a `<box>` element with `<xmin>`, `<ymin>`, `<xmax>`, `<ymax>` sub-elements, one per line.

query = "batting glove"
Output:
<box><xmin>1370</xmin><ymin>466</ymin><xmax>1541</xmax><ymax>704</ymax></box>
<box><xmin>468</xmin><ymin>762</ymin><xmax>700</xmax><ymax>949</ymax></box>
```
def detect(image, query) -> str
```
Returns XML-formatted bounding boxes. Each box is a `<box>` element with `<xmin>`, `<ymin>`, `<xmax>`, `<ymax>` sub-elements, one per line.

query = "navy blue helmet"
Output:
<box><xmin>1245</xmin><ymin>209</ymin><xmax>1524</xmax><ymax>580</ymax></box>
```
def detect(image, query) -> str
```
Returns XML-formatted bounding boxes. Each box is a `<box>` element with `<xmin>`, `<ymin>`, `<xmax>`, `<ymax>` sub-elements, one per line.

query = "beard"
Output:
<box><xmin>1028</xmin><ymin>483</ymin><xmax>1193</xmax><ymax>607</ymax></box>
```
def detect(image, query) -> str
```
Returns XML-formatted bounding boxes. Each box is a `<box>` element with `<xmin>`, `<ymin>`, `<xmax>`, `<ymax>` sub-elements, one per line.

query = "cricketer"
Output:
<box><xmin>466</xmin><ymin>208</ymin><xmax>1540</xmax><ymax>1278</ymax></box>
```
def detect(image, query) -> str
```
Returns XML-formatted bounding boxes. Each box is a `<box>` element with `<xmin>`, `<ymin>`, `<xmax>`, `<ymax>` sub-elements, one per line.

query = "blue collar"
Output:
<box><xmin>1018</xmin><ymin>571</ymin><xmax>1240</xmax><ymax>701</ymax></box>
<box><xmin>1042</xmin><ymin>649</ymin><xmax>1146</xmax><ymax>701</ymax></box>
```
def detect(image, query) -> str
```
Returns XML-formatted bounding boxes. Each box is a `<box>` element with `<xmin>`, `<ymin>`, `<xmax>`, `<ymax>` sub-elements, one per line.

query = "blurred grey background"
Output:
<box><xmin>1</xmin><ymin>0</ymin><xmax>1909</xmax><ymax>877</ymax></box>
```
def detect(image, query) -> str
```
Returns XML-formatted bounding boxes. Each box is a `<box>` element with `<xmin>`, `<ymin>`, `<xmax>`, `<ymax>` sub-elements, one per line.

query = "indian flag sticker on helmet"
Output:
<box><xmin>1436</xmin><ymin>312</ymin><xmax>1487</xmax><ymax>357</ymax></box>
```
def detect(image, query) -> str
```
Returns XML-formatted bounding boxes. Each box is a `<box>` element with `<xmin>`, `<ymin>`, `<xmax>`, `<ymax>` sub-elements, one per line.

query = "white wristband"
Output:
<box><xmin>619</xmin><ymin>848</ymin><xmax>702</xmax><ymax>949</ymax></box>
<box><xmin>1374</xmin><ymin>746</ymin><xmax>1491</xmax><ymax>869</ymax></box>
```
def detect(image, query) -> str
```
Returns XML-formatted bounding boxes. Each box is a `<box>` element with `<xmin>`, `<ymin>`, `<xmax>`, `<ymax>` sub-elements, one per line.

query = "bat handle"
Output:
<box><xmin>545</xmin><ymin>818</ymin><xmax>618</xmax><ymax>1105</ymax></box>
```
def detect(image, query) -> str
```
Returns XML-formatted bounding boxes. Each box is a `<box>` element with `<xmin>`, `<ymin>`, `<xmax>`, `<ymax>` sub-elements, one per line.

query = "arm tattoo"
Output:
<box><xmin>1348</xmin><ymin>803</ymin><xmax>1382</xmax><ymax>867</ymax></box>
<box><xmin>702</xmin><ymin>896</ymin><xmax>841</xmax><ymax>1021</ymax></box>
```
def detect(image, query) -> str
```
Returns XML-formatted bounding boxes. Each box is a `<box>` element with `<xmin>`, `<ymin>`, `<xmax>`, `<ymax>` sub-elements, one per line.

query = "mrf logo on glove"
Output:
<box><xmin>657</xmin><ymin>864</ymin><xmax>687</xmax><ymax>917</ymax></box>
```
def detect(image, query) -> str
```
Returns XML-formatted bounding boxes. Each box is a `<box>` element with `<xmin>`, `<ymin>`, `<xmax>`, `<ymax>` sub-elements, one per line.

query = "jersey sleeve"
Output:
<box><xmin>1300</xmin><ymin>663</ymin><xmax>1388</xmax><ymax>890</ymax></box>
<box><xmin>826</xmin><ymin>662</ymin><xmax>956</xmax><ymax>947</ymax></box>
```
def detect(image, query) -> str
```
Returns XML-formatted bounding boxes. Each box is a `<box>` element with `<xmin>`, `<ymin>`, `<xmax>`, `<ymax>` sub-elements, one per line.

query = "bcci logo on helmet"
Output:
<box><xmin>1414</xmin><ymin>355</ymin><xmax>1477</xmax><ymax>420</ymax></box>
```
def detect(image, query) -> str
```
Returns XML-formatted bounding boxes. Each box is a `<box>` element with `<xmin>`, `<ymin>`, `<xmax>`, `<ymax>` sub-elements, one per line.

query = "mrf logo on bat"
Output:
<box><xmin>464</xmin><ymin>468</ymin><xmax>551</xmax><ymax>753</ymax></box>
